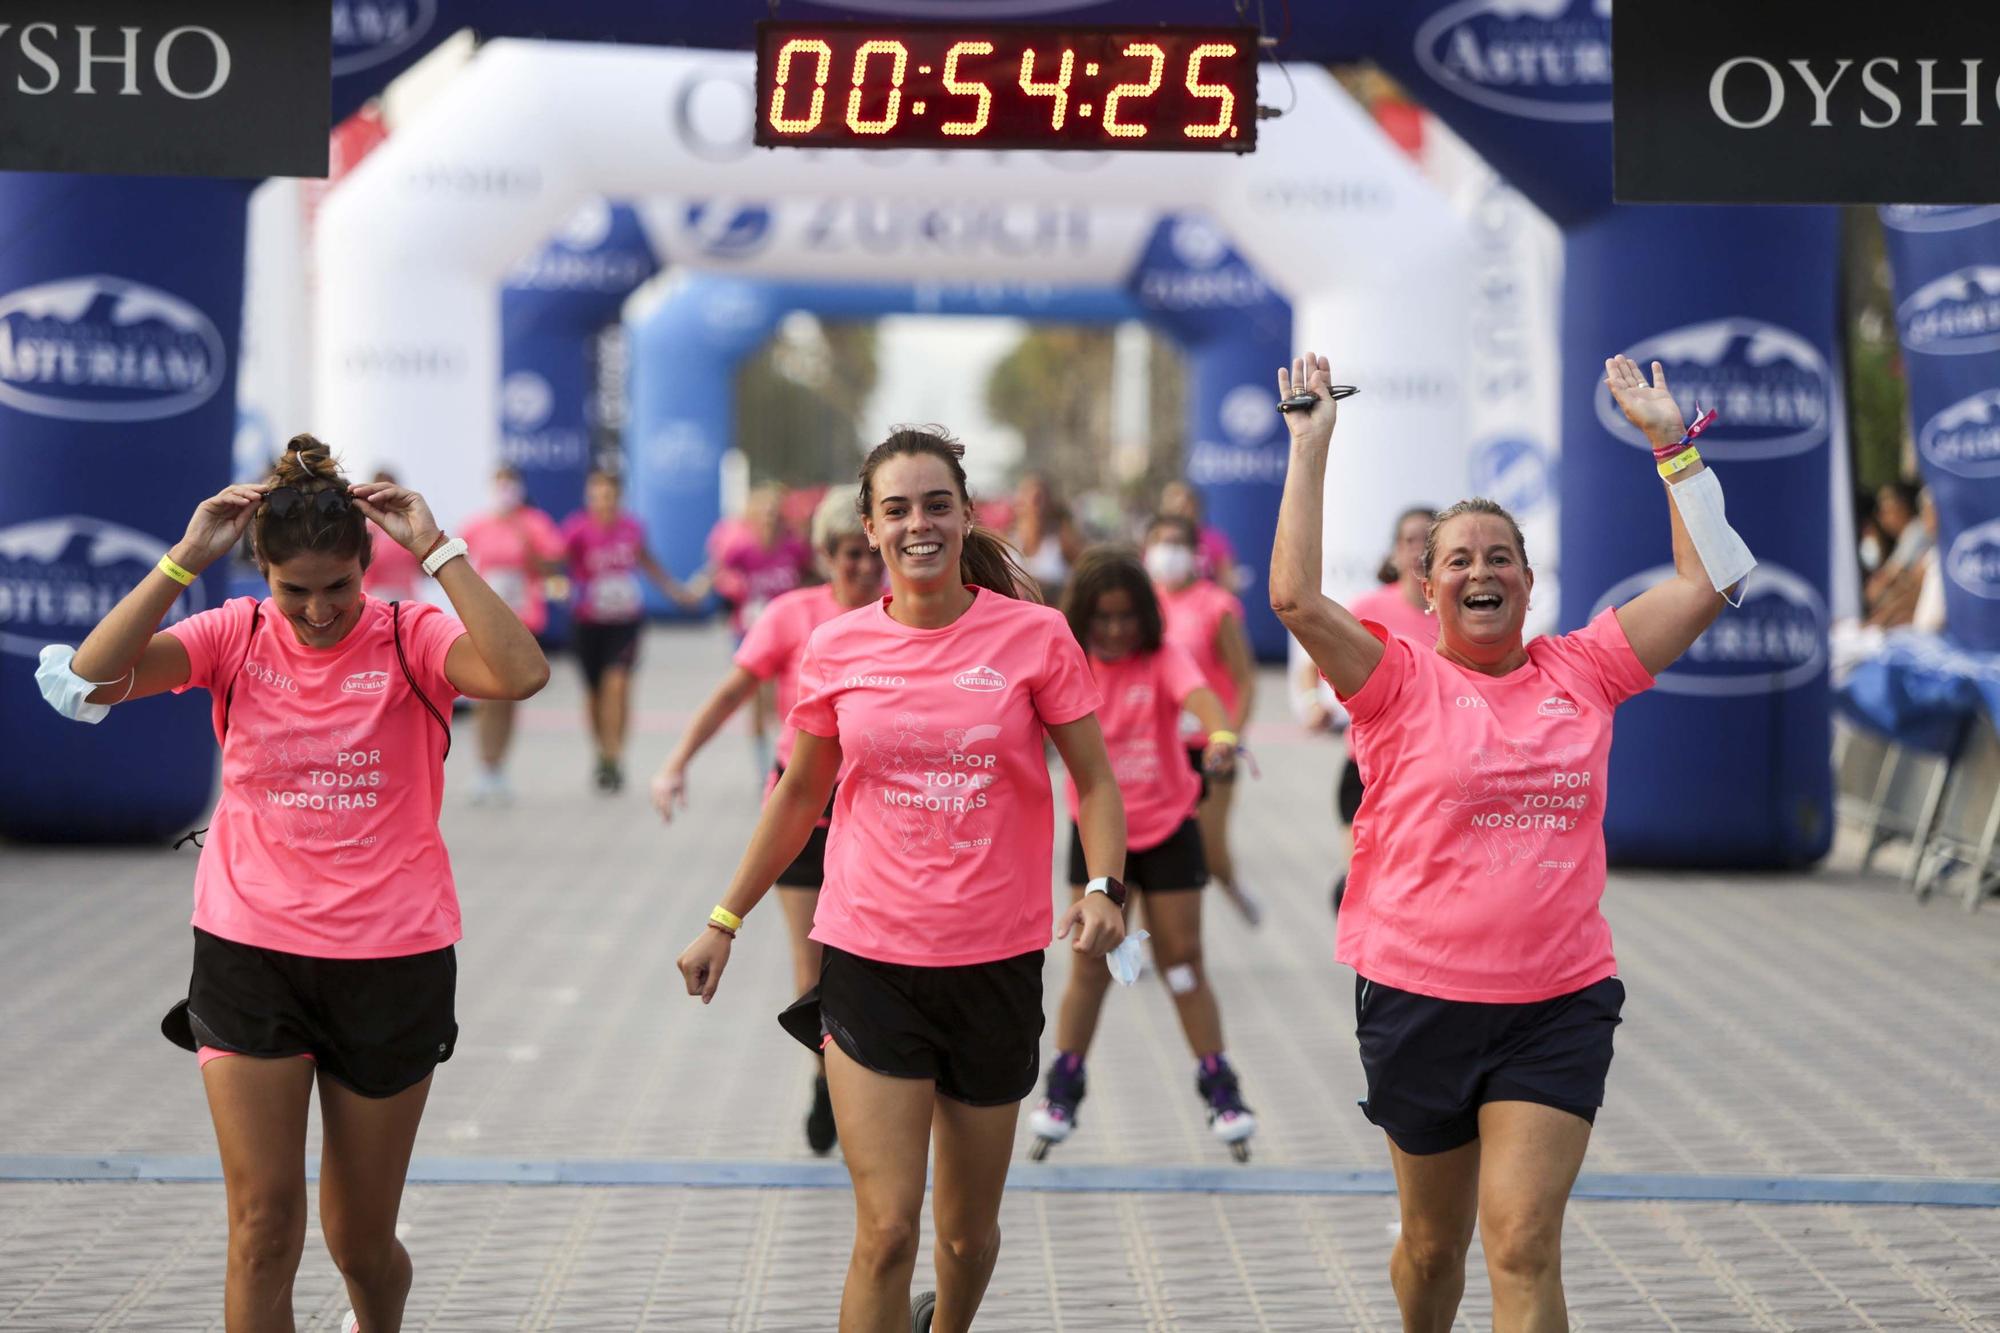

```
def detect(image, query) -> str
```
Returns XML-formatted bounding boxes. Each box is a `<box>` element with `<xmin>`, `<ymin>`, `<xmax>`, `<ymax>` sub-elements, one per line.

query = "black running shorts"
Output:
<box><xmin>572</xmin><ymin>620</ymin><xmax>641</xmax><ymax>690</ymax></box>
<box><xmin>1354</xmin><ymin>973</ymin><xmax>1624</xmax><ymax>1155</ymax></box>
<box><xmin>772</xmin><ymin>764</ymin><xmax>837</xmax><ymax>889</ymax></box>
<box><xmin>162</xmin><ymin>927</ymin><xmax>457</xmax><ymax>1098</ymax></box>
<box><xmin>784</xmin><ymin>945</ymin><xmax>1044</xmax><ymax>1106</ymax></box>
<box><xmin>1066</xmin><ymin>817</ymin><xmax>1206</xmax><ymax>892</ymax></box>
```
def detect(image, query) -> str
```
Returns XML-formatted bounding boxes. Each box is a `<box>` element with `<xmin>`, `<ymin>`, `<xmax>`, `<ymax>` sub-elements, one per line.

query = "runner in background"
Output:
<box><xmin>1158</xmin><ymin>478</ymin><xmax>1239</xmax><ymax>594</ymax></box>
<box><xmin>461</xmin><ymin>465</ymin><xmax>567</xmax><ymax>804</ymax></box>
<box><xmin>711</xmin><ymin>483</ymin><xmax>817</xmax><ymax>778</ymax></box>
<box><xmin>361</xmin><ymin>469</ymin><xmax>421</xmax><ymax>605</ymax></box>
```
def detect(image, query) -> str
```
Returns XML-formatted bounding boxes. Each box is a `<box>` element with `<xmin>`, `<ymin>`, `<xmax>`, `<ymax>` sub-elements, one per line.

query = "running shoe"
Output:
<box><xmin>471</xmin><ymin>769</ymin><xmax>512</xmax><ymax>806</ymax></box>
<box><xmin>594</xmin><ymin>757</ymin><xmax>623</xmax><ymax>793</ymax></box>
<box><xmin>341</xmin><ymin>1312</ymin><xmax>359</xmax><ymax>1333</ymax></box>
<box><xmin>1197</xmin><ymin>1053</ymin><xmax>1258</xmax><ymax>1161</ymax></box>
<box><xmin>1026</xmin><ymin>1052</ymin><xmax>1085</xmax><ymax>1158</ymax></box>
<box><xmin>806</xmin><ymin>1074</ymin><xmax>837</xmax><ymax>1155</ymax></box>
<box><xmin>911</xmin><ymin>1289</ymin><xmax>937</xmax><ymax>1332</ymax></box>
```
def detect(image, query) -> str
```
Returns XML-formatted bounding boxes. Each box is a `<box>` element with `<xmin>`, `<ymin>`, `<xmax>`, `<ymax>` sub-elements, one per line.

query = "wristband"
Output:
<box><xmin>1651</xmin><ymin>405</ymin><xmax>1719</xmax><ymax>462</ymax></box>
<box><xmin>1207</xmin><ymin>729</ymin><xmax>1239</xmax><ymax>747</ymax></box>
<box><xmin>421</xmin><ymin>536</ymin><xmax>469</xmax><ymax>577</ymax></box>
<box><xmin>1656</xmin><ymin>446</ymin><xmax>1703</xmax><ymax>479</ymax></box>
<box><xmin>709</xmin><ymin>905</ymin><xmax>743</xmax><ymax>934</ymax></box>
<box><xmin>157</xmin><ymin>554</ymin><xmax>197</xmax><ymax>587</ymax></box>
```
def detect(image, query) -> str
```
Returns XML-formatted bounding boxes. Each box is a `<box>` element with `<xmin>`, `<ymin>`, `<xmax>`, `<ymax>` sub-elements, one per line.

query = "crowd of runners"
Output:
<box><xmin>38</xmin><ymin>352</ymin><xmax>1749</xmax><ymax>1332</ymax></box>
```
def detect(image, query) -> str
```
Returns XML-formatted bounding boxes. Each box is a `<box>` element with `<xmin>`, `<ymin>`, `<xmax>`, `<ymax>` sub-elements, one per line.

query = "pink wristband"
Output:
<box><xmin>1652</xmin><ymin>406</ymin><xmax>1718</xmax><ymax>462</ymax></box>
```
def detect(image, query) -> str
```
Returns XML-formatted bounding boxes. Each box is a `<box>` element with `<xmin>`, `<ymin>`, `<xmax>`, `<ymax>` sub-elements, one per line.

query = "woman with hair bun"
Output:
<box><xmin>39</xmin><ymin>435</ymin><xmax>549</xmax><ymax>1333</ymax></box>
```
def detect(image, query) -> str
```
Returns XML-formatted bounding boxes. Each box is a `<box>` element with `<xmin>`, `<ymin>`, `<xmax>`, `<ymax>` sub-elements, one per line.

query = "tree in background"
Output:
<box><xmin>1843</xmin><ymin>207</ymin><xmax>1912</xmax><ymax>493</ymax></box>
<box><xmin>735</xmin><ymin>317</ymin><xmax>879</xmax><ymax>487</ymax></box>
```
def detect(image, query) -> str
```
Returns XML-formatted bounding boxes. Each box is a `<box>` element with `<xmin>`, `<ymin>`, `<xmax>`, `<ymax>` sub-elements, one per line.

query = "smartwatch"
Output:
<box><xmin>1084</xmin><ymin>876</ymin><xmax>1128</xmax><ymax>910</ymax></box>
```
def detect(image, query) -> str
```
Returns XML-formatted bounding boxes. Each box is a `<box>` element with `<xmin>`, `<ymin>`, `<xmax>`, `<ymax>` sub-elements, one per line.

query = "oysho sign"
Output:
<box><xmin>0</xmin><ymin>0</ymin><xmax>328</xmax><ymax>178</ymax></box>
<box><xmin>1616</xmin><ymin>1</ymin><xmax>2000</xmax><ymax>204</ymax></box>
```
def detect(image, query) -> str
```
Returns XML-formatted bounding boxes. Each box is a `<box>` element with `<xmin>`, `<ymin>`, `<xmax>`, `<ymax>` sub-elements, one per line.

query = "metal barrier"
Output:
<box><xmin>1913</xmin><ymin>713</ymin><xmax>2000</xmax><ymax>910</ymax></box>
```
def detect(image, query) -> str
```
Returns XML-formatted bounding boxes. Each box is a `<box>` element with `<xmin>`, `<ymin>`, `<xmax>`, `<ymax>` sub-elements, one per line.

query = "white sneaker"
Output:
<box><xmin>471</xmin><ymin>769</ymin><xmax>512</xmax><ymax>806</ymax></box>
<box><xmin>341</xmin><ymin>1312</ymin><xmax>360</xmax><ymax>1333</ymax></box>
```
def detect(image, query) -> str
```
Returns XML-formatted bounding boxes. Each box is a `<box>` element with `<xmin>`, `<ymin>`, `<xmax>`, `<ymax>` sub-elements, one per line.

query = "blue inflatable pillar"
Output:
<box><xmin>0</xmin><ymin>175</ymin><xmax>252</xmax><ymax>842</ymax></box>
<box><xmin>1561</xmin><ymin>206</ymin><xmax>1840</xmax><ymax>867</ymax></box>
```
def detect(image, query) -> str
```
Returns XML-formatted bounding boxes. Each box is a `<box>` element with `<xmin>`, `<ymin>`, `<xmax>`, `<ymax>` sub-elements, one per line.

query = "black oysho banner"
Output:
<box><xmin>0</xmin><ymin>0</ymin><xmax>329</xmax><ymax>178</ymax></box>
<box><xmin>1616</xmin><ymin>0</ymin><xmax>2000</xmax><ymax>204</ymax></box>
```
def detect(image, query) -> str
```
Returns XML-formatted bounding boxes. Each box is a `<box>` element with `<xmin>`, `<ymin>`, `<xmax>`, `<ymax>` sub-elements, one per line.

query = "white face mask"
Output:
<box><xmin>1670</xmin><ymin>469</ymin><xmax>1757</xmax><ymax>604</ymax></box>
<box><xmin>1145</xmin><ymin>542</ymin><xmax>1195</xmax><ymax>585</ymax></box>
<box><xmin>1858</xmin><ymin>533</ymin><xmax>1882</xmax><ymax>572</ymax></box>
<box><xmin>36</xmin><ymin>644</ymin><xmax>114</xmax><ymax>724</ymax></box>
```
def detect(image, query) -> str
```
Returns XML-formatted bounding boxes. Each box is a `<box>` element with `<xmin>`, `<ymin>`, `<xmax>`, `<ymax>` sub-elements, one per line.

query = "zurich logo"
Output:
<box><xmin>1591</xmin><ymin>562</ymin><xmax>1826</xmax><ymax>696</ymax></box>
<box><xmin>682</xmin><ymin>202</ymin><xmax>776</xmax><ymax>261</ymax></box>
<box><xmin>331</xmin><ymin>0</ymin><xmax>438</xmax><ymax>78</ymax></box>
<box><xmin>1897</xmin><ymin>266</ymin><xmax>2000</xmax><ymax>357</ymax></box>
<box><xmin>1168</xmin><ymin>217</ymin><xmax>1229</xmax><ymax>270</ymax></box>
<box><xmin>1878</xmin><ymin>205</ymin><xmax>2000</xmax><ymax>235</ymax></box>
<box><xmin>1946</xmin><ymin>518</ymin><xmax>2000</xmax><ymax>599</ymax></box>
<box><xmin>0</xmin><ymin>515</ymin><xmax>207</xmax><ymax>658</ymax></box>
<box><xmin>1218</xmin><ymin>385</ymin><xmax>1276</xmax><ymax>446</ymax></box>
<box><xmin>0</xmin><ymin>276</ymin><xmax>227</xmax><ymax>423</ymax></box>
<box><xmin>1917</xmin><ymin>388</ymin><xmax>2000</xmax><ymax>479</ymax></box>
<box><xmin>501</xmin><ymin>372</ymin><xmax>554</xmax><ymax>433</ymax></box>
<box><xmin>1414</xmin><ymin>0</ymin><xmax>1612</xmax><ymax>125</ymax></box>
<box><xmin>1594</xmin><ymin>318</ymin><xmax>1830</xmax><ymax>461</ymax></box>
<box><xmin>1469</xmin><ymin>437</ymin><xmax>1552</xmax><ymax>515</ymax></box>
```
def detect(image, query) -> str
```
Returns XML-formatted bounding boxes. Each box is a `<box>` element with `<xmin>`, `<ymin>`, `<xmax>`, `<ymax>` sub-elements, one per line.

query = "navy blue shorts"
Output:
<box><xmin>1354</xmin><ymin>974</ymin><xmax>1624</xmax><ymax>1155</ymax></box>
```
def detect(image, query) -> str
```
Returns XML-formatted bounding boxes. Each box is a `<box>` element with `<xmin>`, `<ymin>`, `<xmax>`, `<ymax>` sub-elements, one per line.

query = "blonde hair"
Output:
<box><xmin>811</xmin><ymin>484</ymin><xmax>866</xmax><ymax>553</ymax></box>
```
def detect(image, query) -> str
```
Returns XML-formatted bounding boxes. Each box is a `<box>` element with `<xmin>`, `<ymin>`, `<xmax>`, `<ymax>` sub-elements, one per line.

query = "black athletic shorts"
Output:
<box><xmin>772</xmin><ymin>764</ymin><xmax>837</xmax><ymax>889</ymax></box>
<box><xmin>781</xmin><ymin>945</ymin><xmax>1044</xmax><ymax>1106</ymax></box>
<box><xmin>1066</xmin><ymin>817</ymin><xmax>1206</xmax><ymax>892</ymax></box>
<box><xmin>1338</xmin><ymin>756</ymin><xmax>1366</xmax><ymax>824</ymax></box>
<box><xmin>572</xmin><ymin>620</ymin><xmax>641</xmax><ymax>689</ymax></box>
<box><xmin>162</xmin><ymin>927</ymin><xmax>457</xmax><ymax>1098</ymax></box>
<box><xmin>1354</xmin><ymin>973</ymin><xmax>1624</xmax><ymax>1155</ymax></box>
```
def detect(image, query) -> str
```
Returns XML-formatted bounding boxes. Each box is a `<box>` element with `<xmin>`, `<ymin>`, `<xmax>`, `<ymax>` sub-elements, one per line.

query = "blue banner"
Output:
<box><xmin>0</xmin><ymin>175</ymin><xmax>252</xmax><ymax>842</ymax></box>
<box><xmin>1130</xmin><ymin>216</ymin><xmax>1292</xmax><ymax>659</ymax></box>
<box><xmin>1880</xmin><ymin>206</ymin><xmax>2000</xmax><ymax>654</ymax></box>
<box><xmin>1565</xmin><ymin>205</ymin><xmax>1841</xmax><ymax>868</ymax></box>
<box><xmin>1836</xmin><ymin>632</ymin><xmax>2000</xmax><ymax>758</ymax></box>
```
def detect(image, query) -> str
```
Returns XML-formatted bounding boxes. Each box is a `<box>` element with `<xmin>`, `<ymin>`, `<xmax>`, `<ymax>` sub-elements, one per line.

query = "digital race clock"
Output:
<box><xmin>754</xmin><ymin>22</ymin><xmax>1260</xmax><ymax>153</ymax></box>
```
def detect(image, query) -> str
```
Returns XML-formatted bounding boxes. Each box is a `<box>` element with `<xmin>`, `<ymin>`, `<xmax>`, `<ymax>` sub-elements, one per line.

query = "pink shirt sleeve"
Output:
<box><xmin>733</xmin><ymin>596</ymin><xmax>794</xmax><ymax>680</ymax></box>
<box><xmin>397</xmin><ymin>602</ymin><xmax>469</xmax><ymax>702</ymax></box>
<box><xmin>1034</xmin><ymin>620</ymin><xmax>1101</xmax><ymax>726</ymax></box>
<box><xmin>1334</xmin><ymin>621</ymin><xmax>1411</xmax><ymax>720</ymax></box>
<box><xmin>1159</xmin><ymin>642</ymin><xmax>1209</xmax><ymax>706</ymax></box>
<box><xmin>165</xmin><ymin>597</ymin><xmax>256</xmax><ymax>695</ymax></box>
<box><xmin>530</xmin><ymin>510</ymin><xmax>564</xmax><ymax>561</ymax></box>
<box><xmin>1541</xmin><ymin>609</ymin><xmax>1656</xmax><ymax>709</ymax></box>
<box><xmin>788</xmin><ymin>635</ymin><xmax>837</xmax><ymax>737</ymax></box>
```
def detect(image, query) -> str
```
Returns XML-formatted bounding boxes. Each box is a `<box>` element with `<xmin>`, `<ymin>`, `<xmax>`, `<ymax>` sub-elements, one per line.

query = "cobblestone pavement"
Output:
<box><xmin>4</xmin><ymin>624</ymin><xmax>1999</xmax><ymax>1330</ymax></box>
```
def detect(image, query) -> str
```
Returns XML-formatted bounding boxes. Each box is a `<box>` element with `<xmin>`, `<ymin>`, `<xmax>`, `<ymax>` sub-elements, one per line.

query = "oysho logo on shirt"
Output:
<box><xmin>844</xmin><ymin>673</ymin><xmax>906</xmax><ymax>689</ymax></box>
<box><xmin>244</xmin><ymin>661</ymin><xmax>300</xmax><ymax>693</ymax></box>
<box><xmin>1538</xmin><ymin>696</ymin><xmax>1579</xmax><ymax>718</ymax></box>
<box><xmin>953</xmin><ymin>665</ymin><xmax>1007</xmax><ymax>693</ymax></box>
<box><xmin>342</xmin><ymin>670</ymin><xmax>390</xmax><ymax>694</ymax></box>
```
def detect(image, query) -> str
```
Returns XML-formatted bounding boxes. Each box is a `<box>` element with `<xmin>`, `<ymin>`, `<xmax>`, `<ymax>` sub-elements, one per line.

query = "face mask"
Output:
<box><xmin>1670</xmin><ymin>468</ymin><xmax>1757</xmax><ymax>605</ymax></box>
<box><xmin>494</xmin><ymin>481</ymin><xmax>525</xmax><ymax>510</ymax></box>
<box><xmin>1145</xmin><ymin>543</ymin><xmax>1195</xmax><ymax>585</ymax></box>
<box><xmin>36</xmin><ymin>643</ymin><xmax>119</xmax><ymax>724</ymax></box>
<box><xmin>1858</xmin><ymin>534</ymin><xmax>1882</xmax><ymax>572</ymax></box>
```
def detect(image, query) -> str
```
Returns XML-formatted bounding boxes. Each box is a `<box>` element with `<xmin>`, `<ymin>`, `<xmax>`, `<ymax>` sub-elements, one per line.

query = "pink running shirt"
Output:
<box><xmin>166</xmin><ymin>595</ymin><xmax>467</xmax><ymax>959</ymax></box>
<box><xmin>1158</xmin><ymin>578</ymin><xmax>1244</xmax><ymax>735</ymax></box>
<box><xmin>717</xmin><ymin>533</ymin><xmax>814</xmax><ymax>636</ymax></box>
<box><xmin>1063</xmin><ymin>645</ymin><xmax>1206</xmax><ymax>852</ymax></box>
<box><xmin>463</xmin><ymin>506</ymin><xmax>564</xmax><ymax>635</ymax></box>
<box><xmin>734</xmin><ymin>583</ymin><xmax>848</xmax><ymax>772</ymax></box>
<box><xmin>1335</xmin><ymin>609</ymin><xmax>1655</xmax><ymax>1003</ymax></box>
<box><xmin>561</xmin><ymin>511</ymin><xmax>648</xmax><ymax>625</ymax></box>
<box><xmin>1348</xmin><ymin>584</ymin><xmax>1437</xmax><ymax>645</ymax></box>
<box><xmin>790</xmin><ymin>588</ymin><xmax>1102</xmax><ymax>966</ymax></box>
<box><xmin>362</xmin><ymin>530</ymin><xmax>420</xmax><ymax>603</ymax></box>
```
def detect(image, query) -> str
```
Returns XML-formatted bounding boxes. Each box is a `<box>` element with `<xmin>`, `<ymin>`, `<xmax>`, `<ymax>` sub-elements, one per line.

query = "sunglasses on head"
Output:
<box><xmin>265</xmin><ymin>486</ymin><xmax>351</xmax><ymax>518</ymax></box>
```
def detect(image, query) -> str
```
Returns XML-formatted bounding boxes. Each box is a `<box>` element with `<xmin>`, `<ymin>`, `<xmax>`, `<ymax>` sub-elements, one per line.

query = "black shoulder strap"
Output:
<box><xmin>218</xmin><ymin>603</ymin><xmax>262</xmax><ymax>743</ymax></box>
<box><xmin>393</xmin><ymin>600</ymin><xmax>453</xmax><ymax>758</ymax></box>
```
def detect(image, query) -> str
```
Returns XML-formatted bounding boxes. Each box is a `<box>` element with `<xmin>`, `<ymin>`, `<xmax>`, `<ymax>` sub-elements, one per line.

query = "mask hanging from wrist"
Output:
<box><xmin>1669</xmin><ymin>469</ymin><xmax>1756</xmax><ymax>605</ymax></box>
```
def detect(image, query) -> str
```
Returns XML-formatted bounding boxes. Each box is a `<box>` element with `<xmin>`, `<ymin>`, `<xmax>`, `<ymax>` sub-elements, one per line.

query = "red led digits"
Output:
<box><xmin>846</xmin><ymin>39</ymin><xmax>909</xmax><ymax>134</ymax></box>
<box><xmin>769</xmin><ymin>38</ymin><xmax>832</xmax><ymax>134</ymax></box>
<box><xmin>1018</xmin><ymin>47</ymin><xmax>1076</xmax><ymax>130</ymax></box>
<box><xmin>1184</xmin><ymin>42</ymin><xmax>1239</xmax><ymax>139</ymax></box>
<box><xmin>1102</xmin><ymin>41</ymin><xmax>1164</xmax><ymax>139</ymax></box>
<box><xmin>941</xmin><ymin>39</ymin><xmax>994</xmax><ymax>136</ymax></box>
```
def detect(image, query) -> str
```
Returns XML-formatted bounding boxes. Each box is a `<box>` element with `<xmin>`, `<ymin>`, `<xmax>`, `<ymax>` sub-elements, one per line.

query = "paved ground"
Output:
<box><xmin>5</xmin><ymin>622</ymin><xmax>2000</xmax><ymax>1330</ymax></box>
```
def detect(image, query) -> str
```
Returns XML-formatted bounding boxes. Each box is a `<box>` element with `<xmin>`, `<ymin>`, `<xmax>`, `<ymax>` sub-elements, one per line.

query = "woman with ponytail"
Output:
<box><xmin>677</xmin><ymin>427</ymin><xmax>1129</xmax><ymax>1333</ymax></box>
<box><xmin>40</xmin><ymin>436</ymin><xmax>549</xmax><ymax>1333</ymax></box>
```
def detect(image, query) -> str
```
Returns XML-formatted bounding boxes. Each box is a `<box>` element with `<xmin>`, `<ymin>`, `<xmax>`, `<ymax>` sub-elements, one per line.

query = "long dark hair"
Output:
<box><xmin>1422</xmin><ymin>498</ymin><xmax>1528</xmax><ymax>577</ymax></box>
<box><xmin>857</xmin><ymin>426</ymin><xmax>1040</xmax><ymax>603</ymax></box>
<box><xmin>254</xmin><ymin>434</ymin><xmax>370</xmax><ymax>571</ymax></box>
<box><xmin>1062</xmin><ymin>545</ymin><xmax>1163</xmax><ymax>655</ymax></box>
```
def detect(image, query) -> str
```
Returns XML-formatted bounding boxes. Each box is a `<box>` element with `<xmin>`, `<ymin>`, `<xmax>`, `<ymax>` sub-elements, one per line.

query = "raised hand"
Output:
<box><xmin>177</xmin><ymin>483</ymin><xmax>270</xmax><ymax>571</ymax></box>
<box><xmin>349</xmin><ymin>481</ymin><xmax>442</xmax><ymax>555</ymax></box>
<box><xmin>1277</xmin><ymin>352</ymin><xmax>1340</xmax><ymax>446</ymax></box>
<box><xmin>1604</xmin><ymin>355</ymin><xmax>1686</xmax><ymax>446</ymax></box>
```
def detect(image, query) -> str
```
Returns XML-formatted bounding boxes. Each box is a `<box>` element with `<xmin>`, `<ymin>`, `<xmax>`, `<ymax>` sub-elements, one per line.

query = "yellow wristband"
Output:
<box><xmin>157</xmin><ymin>554</ymin><xmax>197</xmax><ymax>587</ymax></box>
<box><xmin>1656</xmin><ymin>446</ymin><xmax>1702</xmax><ymax>479</ymax></box>
<box><xmin>1208</xmin><ymin>729</ymin><xmax>1239</xmax><ymax>747</ymax></box>
<box><xmin>709</xmin><ymin>905</ymin><xmax>743</xmax><ymax>934</ymax></box>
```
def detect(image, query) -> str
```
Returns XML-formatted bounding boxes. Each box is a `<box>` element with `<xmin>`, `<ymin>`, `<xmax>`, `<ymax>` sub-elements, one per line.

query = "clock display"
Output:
<box><xmin>754</xmin><ymin>22</ymin><xmax>1259</xmax><ymax>153</ymax></box>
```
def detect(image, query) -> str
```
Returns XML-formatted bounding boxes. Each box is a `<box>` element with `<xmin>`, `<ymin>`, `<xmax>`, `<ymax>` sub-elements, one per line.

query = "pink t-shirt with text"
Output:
<box><xmin>1158</xmin><ymin>578</ymin><xmax>1243</xmax><ymax>736</ymax></box>
<box><xmin>562</xmin><ymin>511</ymin><xmax>648</xmax><ymax>625</ymax></box>
<box><xmin>362</xmin><ymin>530</ymin><xmax>421</xmax><ymax>603</ymax></box>
<box><xmin>734</xmin><ymin>582</ymin><xmax>848</xmax><ymax>772</ymax></box>
<box><xmin>1063</xmin><ymin>644</ymin><xmax>1206</xmax><ymax>852</ymax></box>
<box><xmin>1336</xmin><ymin>609</ymin><xmax>1655</xmax><ymax>1003</ymax></box>
<box><xmin>717</xmin><ymin>533</ymin><xmax>814</xmax><ymax>636</ymax></box>
<box><xmin>462</xmin><ymin>506</ymin><xmax>564</xmax><ymax>635</ymax></box>
<box><xmin>166</xmin><ymin>595</ymin><xmax>467</xmax><ymax>959</ymax></box>
<box><xmin>1348</xmin><ymin>584</ymin><xmax>1437</xmax><ymax>645</ymax></box>
<box><xmin>790</xmin><ymin>588</ymin><xmax>1101</xmax><ymax>967</ymax></box>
